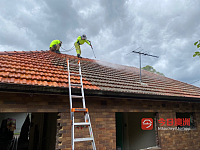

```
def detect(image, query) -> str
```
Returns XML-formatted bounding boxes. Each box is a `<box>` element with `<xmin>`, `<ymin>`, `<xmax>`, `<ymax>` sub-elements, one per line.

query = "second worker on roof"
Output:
<box><xmin>74</xmin><ymin>34</ymin><xmax>92</xmax><ymax>58</ymax></box>
<box><xmin>49</xmin><ymin>40</ymin><xmax>62</xmax><ymax>54</ymax></box>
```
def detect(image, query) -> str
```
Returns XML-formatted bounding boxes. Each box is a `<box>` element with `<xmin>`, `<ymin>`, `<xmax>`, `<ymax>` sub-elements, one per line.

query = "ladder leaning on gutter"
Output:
<box><xmin>67</xmin><ymin>59</ymin><xmax>96</xmax><ymax>150</ymax></box>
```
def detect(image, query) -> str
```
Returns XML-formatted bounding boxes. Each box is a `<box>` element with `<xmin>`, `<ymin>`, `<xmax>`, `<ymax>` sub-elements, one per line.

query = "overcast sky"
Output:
<box><xmin>0</xmin><ymin>0</ymin><xmax>200</xmax><ymax>87</ymax></box>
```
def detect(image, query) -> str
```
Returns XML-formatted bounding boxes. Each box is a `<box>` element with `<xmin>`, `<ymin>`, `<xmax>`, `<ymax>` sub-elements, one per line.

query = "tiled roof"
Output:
<box><xmin>0</xmin><ymin>50</ymin><xmax>200</xmax><ymax>98</ymax></box>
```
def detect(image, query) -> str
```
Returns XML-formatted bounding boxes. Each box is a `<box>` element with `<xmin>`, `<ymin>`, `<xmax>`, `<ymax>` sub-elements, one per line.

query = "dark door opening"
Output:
<box><xmin>0</xmin><ymin>113</ymin><xmax>57</xmax><ymax>150</ymax></box>
<box><xmin>116</xmin><ymin>112</ymin><xmax>157</xmax><ymax>150</ymax></box>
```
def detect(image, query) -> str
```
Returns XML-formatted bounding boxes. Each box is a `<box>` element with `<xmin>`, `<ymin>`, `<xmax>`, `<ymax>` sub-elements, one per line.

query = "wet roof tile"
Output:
<box><xmin>0</xmin><ymin>50</ymin><xmax>199</xmax><ymax>98</ymax></box>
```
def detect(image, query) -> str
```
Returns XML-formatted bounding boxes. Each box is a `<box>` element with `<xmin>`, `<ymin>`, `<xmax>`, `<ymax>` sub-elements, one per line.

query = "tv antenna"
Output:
<box><xmin>131</xmin><ymin>48</ymin><xmax>159</xmax><ymax>83</ymax></box>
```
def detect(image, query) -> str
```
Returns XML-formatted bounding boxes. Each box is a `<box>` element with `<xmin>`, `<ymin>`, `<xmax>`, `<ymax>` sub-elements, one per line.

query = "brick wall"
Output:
<box><xmin>0</xmin><ymin>92</ymin><xmax>200</xmax><ymax>150</ymax></box>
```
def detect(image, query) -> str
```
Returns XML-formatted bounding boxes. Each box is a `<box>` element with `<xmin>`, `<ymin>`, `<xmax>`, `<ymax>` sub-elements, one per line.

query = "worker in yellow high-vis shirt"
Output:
<box><xmin>49</xmin><ymin>40</ymin><xmax>62</xmax><ymax>54</ymax></box>
<box><xmin>74</xmin><ymin>35</ymin><xmax>92</xmax><ymax>58</ymax></box>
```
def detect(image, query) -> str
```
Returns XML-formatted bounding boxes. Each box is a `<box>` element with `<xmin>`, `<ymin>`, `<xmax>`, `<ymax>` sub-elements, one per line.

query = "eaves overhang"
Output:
<box><xmin>0</xmin><ymin>83</ymin><xmax>200</xmax><ymax>103</ymax></box>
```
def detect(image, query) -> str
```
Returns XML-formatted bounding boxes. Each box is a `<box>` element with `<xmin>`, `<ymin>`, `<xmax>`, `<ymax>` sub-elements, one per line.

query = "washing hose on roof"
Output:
<box><xmin>60</xmin><ymin>46</ymin><xmax>75</xmax><ymax>52</ymax></box>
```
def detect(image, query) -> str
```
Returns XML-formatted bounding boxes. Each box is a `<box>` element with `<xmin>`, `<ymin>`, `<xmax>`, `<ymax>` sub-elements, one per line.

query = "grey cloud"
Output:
<box><xmin>99</xmin><ymin>0</ymin><xmax>127</xmax><ymax>24</ymax></box>
<box><xmin>0</xmin><ymin>0</ymin><xmax>200</xmax><ymax>87</ymax></box>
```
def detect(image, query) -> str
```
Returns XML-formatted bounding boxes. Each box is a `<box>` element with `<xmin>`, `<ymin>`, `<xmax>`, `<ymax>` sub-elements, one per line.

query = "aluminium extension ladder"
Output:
<box><xmin>67</xmin><ymin>59</ymin><xmax>96</xmax><ymax>150</ymax></box>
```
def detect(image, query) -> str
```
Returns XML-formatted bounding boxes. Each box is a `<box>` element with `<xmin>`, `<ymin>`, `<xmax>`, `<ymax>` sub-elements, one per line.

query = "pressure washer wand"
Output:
<box><xmin>91</xmin><ymin>45</ymin><xmax>96</xmax><ymax>58</ymax></box>
<box><xmin>88</xmin><ymin>40</ymin><xmax>96</xmax><ymax>58</ymax></box>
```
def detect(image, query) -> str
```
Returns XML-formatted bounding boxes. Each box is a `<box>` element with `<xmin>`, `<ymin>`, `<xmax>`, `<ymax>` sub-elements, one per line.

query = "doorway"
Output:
<box><xmin>0</xmin><ymin>113</ymin><xmax>57</xmax><ymax>150</ymax></box>
<box><xmin>116</xmin><ymin>112</ymin><xmax>157</xmax><ymax>150</ymax></box>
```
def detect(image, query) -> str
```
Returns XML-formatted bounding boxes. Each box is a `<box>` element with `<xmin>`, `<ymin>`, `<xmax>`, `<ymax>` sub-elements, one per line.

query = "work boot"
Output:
<box><xmin>55</xmin><ymin>50</ymin><xmax>61</xmax><ymax>54</ymax></box>
<box><xmin>77</xmin><ymin>54</ymin><xmax>82</xmax><ymax>58</ymax></box>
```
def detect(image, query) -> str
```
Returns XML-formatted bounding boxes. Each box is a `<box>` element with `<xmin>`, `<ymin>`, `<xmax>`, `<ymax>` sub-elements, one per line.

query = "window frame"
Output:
<box><xmin>176</xmin><ymin>112</ymin><xmax>196</xmax><ymax>129</ymax></box>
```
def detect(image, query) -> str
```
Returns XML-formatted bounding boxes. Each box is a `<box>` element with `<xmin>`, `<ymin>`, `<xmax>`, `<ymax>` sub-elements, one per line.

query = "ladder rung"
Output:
<box><xmin>71</xmin><ymin>108</ymin><xmax>88</xmax><ymax>112</ymax></box>
<box><xmin>74</xmin><ymin>137</ymin><xmax>94</xmax><ymax>142</ymax></box>
<box><xmin>70</xmin><ymin>73</ymin><xmax>81</xmax><ymax>76</ymax></box>
<box><xmin>71</xmin><ymin>84</ymin><xmax>82</xmax><ymax>87</ymax></box>
<box><xmin>69</xmin><ymin>63</ymin><xmax>79</xmax><ymax>67</ymax></box>
<box><xmin>74</xmin><ymin>122</ymin><xmax>90</xmax><ymax>126</ymax></box>
<box><xmin>71</xmin><ymin>95</ymin><xmax>83</xmax><ymax>99</ymax></box>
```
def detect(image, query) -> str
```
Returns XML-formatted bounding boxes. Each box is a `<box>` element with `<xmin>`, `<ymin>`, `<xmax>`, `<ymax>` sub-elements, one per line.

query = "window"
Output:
<box><xmin>176</xmin><ymin>112</ymin><xmax>195</xmax><ymax>129</ymax></box>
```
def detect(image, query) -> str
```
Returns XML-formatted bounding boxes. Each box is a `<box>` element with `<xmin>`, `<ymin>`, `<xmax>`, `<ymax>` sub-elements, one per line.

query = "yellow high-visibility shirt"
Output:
<box><xmin>49</xmin><ymin>40</ymin><xmax>61</xmax><ymax>48</ymax></box>
<box><xmin>76</xmin><ymin>36</ymin><xmax>91</xmax><ymax>45</ymax></box>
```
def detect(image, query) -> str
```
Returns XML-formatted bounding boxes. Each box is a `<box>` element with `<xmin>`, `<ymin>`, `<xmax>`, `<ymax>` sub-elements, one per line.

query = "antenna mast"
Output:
<box><xmin>131</xmin><ymin>50</ymin><xmax>159</xmax><ymax>83</ymax></box>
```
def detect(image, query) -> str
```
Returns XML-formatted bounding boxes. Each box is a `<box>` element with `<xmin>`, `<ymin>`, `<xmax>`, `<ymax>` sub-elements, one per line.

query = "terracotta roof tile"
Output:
<box><xmin>32</xmin><ymin>80</ymin><xmax>37</xmax><ymax>85</ymax></box>
<box><xmin>9</xmin><ymin>73</ymin><xmax>15</xmax><ymax>78</ymax></box>
<box><xmin>52</xmin><ymin>82</ymin><xmax>58</xmax><ymax>87</ymax></box>
<box><xmin>0</xmin><ymin>50</ymin><xmax>199</xmax><ymax>98</ymax></box>
<box><xmin>22</xmin><ymin>79</ymin><xmax>26</xmax><ymax>84</ymax></box>
<box><xmin>26</xmin><ymin>80</ymin><xmax>32</xmax><ymax>85</ymax></box>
